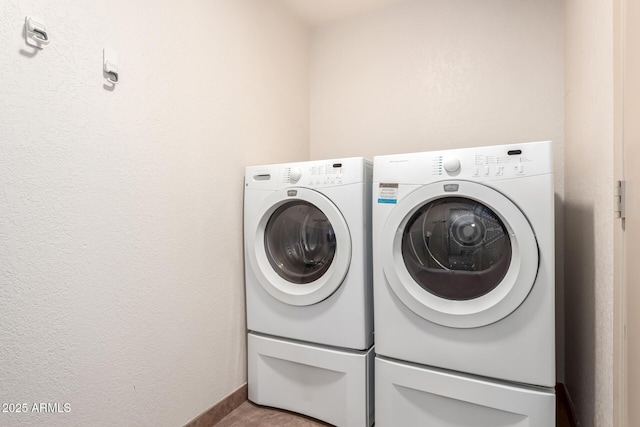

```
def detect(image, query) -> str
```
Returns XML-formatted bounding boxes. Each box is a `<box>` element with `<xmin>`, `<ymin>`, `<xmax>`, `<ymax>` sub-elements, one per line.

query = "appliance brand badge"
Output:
<box><xmin>287</xmin><ymin>190</ymin><xmax>297</xmax><ymax>197</ymax></box>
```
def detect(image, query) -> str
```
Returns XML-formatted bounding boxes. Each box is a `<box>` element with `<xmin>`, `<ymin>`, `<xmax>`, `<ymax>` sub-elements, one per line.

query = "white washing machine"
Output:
<box><xmin>372</xmin><ymin>141</ymin><xmax>555</xmax><ymax>426</ymax></box>
<box><xmin>244</xmin><ymin>157</ymin><xmax>374</xmax><ymax>427</ymax></box>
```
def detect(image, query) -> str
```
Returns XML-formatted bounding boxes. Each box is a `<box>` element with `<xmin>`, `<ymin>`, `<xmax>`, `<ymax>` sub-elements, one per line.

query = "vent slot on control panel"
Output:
<box><xmin>253</xmin><ymin>174</ymin><xmax>271</xmax><ymax>181</ymax></box>
<box><xmin>332</xmin><ymin>163</ymin><xmax>342</xmax><ymax>168</ymax></box>
<box><xmin>507</xmin><ymin>150</ymin><xmax>522</xmax><ymax>155</ymax></box>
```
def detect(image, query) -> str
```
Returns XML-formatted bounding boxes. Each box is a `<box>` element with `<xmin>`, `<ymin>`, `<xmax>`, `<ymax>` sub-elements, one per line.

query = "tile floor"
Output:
<box><xmin>214</xmin><ymin>398</ymin><xmax>573</xmax><ymax>426</ymax></box>
<box><xmin>215</xmin><ymin>401</ymin><xmax>329</xmax><ymax>426</ymax></box>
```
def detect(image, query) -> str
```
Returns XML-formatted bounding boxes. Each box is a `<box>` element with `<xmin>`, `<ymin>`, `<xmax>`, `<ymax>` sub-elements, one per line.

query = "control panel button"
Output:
<box><xmin>289</xmin><ymin>167</ymin><xmax>302</xmax><ymax>183</ymax></box>
<box><xmin>516</xmin><ymin>164</ymin><xmax>524</xmax><ymax>174</ymax></box>
<box><xmin>443</xmin><ymin>157</ymin><xmax>461</xmax><ymax>174</ymax></box>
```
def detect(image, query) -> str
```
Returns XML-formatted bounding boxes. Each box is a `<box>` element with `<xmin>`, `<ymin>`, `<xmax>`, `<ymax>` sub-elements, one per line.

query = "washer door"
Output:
<box><xmin>381</xmin><ymin>181</ymin><xmax>538</xmax><ymax>328</ymax></box>
<box><xmin>249</xmin><ymin>188</ymin><xmax>351</xmax><ymax>306</ymax></box>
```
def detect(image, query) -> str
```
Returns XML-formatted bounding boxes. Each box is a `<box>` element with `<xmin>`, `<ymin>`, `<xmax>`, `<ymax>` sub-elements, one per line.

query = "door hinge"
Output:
<box><xmin>615</xmin><ymin>180</ymin><xmax>626</xmax><ymax>219</ymax></box>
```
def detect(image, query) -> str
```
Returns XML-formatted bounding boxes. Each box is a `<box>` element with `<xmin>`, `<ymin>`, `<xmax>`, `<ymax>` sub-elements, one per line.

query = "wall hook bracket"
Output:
<box><xmin>103</xmin><ymin>48</ymin><xmax>119</xmax><ymax>85</ymax></box>
<box><xmin>25</xmin><ymin>16</ymin><xmax>50</xmax><ymax>49</ymax></box>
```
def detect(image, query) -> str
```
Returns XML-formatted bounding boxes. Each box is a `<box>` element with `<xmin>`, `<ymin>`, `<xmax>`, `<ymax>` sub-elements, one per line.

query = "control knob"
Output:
<box><xmin>443</xmin><ymin>157</ymin><xmax>461</xmax><ymax>174</ymax></box>
<box><xmin>289</xmin><ymin>167</ymin><xmax>302</xmax><ymax>183</ymax></box>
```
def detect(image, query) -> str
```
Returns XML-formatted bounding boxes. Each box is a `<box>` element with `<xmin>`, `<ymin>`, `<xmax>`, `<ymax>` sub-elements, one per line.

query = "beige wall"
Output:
<box><xmin>308</xmin><ymin>0</ymin><xmax>620</xmax><ymax>425</ymax></box>
<box><xmin>564</xmin><ymin>0</ymin><xmax>615</xmax><ymax>426</ymax></box>
<box><xmin>0</xmin><ymin>0</ymin><xmax>618</xmax><ymax>425</ymax></box>
<box><xmin>308</xmin><ymin>0</ymin><xmax>566</xmax><ymax>379</ymax></box>
<box><xmin>309</xmin><ymin>0</ymin><xmax>564</xmax><ymax>162</ymax></box>
<box><xmin>0</xmin><ymin>0</ymin><xmax>308</xmax><ymax>425</ymax></box>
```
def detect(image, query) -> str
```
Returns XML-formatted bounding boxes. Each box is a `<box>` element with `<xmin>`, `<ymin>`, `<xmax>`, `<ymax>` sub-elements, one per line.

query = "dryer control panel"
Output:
<box><xmin>374</xmin><ymin>141</ymin><xmax>553</xmax><ymax>184</ymax></box>
<box><xmin>246</xmin><ymin>157</ymin><xmax>372</xmax><ymax>190</ymax></box>
<box><xmin>433</xmin><ymin>152</ymin><xmax>532</xmax><ymax>178</ymax></box>
<box><xmin>283</xmin><ymin>162</ymin><xmax>344</xmax><ymax>185</ymax></box>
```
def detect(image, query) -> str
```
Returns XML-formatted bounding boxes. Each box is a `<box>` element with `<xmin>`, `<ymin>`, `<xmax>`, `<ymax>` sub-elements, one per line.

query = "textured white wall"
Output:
<box><xmin>308</xmin><ymin>0</ymin><xmax>565</xmax><ymax>379</ymax></box>
<box><xmin>309</xmin><ymin>0</ymin><xmax>564</xmax><ymax>162</ymax></box>
<box><xmin>564</xmin><ymin>0</ymin><xmax>614</xmax><ymax>425</ymax></box>
<box><xmin>0</xmin><ymin>1</ymin><xmax>308</xmax><ymax>426</ymax></box>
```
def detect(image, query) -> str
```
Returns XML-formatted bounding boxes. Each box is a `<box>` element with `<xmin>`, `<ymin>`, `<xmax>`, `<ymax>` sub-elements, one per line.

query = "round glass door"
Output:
<box><xmin>265</xmin><ymin>201</ymin><xmax>336</xmax><ymax>284</ymax></box>
<box><xmin>380</xmin><ymin>181</ymin><xmax>539</xmax><ymax>328</ymax></box>
<box><xmin>402</xmin><ymin>197</ymin><xmax>512</xmax><ymax>301</ymax></box>
<box><xmin>248</xmin><ymin>187</ymin><xmax>352</xmax><ymax>306</ymax></box>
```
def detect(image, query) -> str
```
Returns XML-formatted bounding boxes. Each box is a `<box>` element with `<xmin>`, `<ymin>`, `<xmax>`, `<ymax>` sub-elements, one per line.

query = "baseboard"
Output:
<box><xmin>184</xmin><ymin>383</ymin><xmax>248</xmax><ymax>427</ymax></box>
<box><xmin>557</xmin><ymin>383</ymin><xmax>580</xmax><ymax>427</ymax></box>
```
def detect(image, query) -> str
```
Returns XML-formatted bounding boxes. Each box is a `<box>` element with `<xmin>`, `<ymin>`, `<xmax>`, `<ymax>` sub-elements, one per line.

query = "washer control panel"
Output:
<box><xmin>246</xmin><ymin>157</ymin><xmax>371</xmax><ymax>190</ymax></box>
<box><xmin>282</xmin><ymin>162</ymin><xmax>344</xmax><ymax>185</ymax></box>
<box><xmin>309</xmin><ymin>162</ymin><xmax>344</xmax><ymax>185</ymax></box>
<box><xmin>432</xmin><ymin>148</ymin><xmax>539</xmax><ymax>178</ymax></box>
<box><xmin>469</xmin><ymin>149</ymin><xmax>531</xmax><ymax>177</ymax></box>
<box><xmin>373</xmin><ymin>141</ymin><xmax>552</xmax><ymax>184</ymax></box>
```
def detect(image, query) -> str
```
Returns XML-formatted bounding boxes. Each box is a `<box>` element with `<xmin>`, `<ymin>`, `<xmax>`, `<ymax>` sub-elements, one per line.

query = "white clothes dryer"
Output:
<box><xmin>372</xmin><ymin>141</ymin><xmax>555</xmax><ymax>425</ymax></box>
<box><xmin>244</xmin><ymin>157</ymin><xmax>374</xmax><ymax>426</ymax></box>
<box><xmin>245</xmin><ymin>157</ymin><xmax>373</xmax><ymax>349</ymax></box>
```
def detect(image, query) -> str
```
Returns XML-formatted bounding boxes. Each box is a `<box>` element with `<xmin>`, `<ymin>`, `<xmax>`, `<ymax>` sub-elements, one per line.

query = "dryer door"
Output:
<box><xmin>381</xmin><ymin>180</ymin><xmax>538</xmax><ymax>328</ymax></box>
<box><xmin>249</xmin><ymin>188</ymin><xmax>351</xmax><ymax>306</ymax></box>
